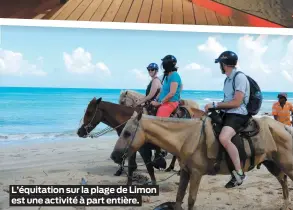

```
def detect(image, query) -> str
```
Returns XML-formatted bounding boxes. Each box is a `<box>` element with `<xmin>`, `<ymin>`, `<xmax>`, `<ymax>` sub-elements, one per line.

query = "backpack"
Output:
<box><xmin>224</xmin><ymin>71</ymin><xmax>263</xmax><ymax>116</ymax></box>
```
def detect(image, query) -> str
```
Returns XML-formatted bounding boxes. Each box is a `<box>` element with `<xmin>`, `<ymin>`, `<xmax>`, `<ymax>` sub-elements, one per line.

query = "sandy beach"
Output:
<box><xmin>0</xmin><ymin>134</ymin><xmax>291</xmax><ymax>210</ymax></box>
<box><xmin>212</xmin><ymin>0</ymin><xmax>293</xmax><ymax>27</ymax></box>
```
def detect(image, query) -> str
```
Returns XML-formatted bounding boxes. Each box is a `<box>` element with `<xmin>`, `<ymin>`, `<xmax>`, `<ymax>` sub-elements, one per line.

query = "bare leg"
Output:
<box><xmin>219</xmin><ymin>126</ymin><xmax>246</xmax><ymax>188</ymax></box>
<box><xmin>187</xmin><ymin>169</ymin><xmax>202</xmax><ymax>210</ymax></box>
<box><xmin>174</xmin><ymin>169</ymin><xmax>190</xmax><ymax>210</ymax></box>
<box><xmin>219</xmin><ymin>126</ymin><xmax>241</xmax><ymax>171</ymax></box>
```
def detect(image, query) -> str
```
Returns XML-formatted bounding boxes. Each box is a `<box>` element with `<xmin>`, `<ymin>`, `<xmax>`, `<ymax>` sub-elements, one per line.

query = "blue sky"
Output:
<box><xmin>0</xmin><ymin>25</ymin><xmax>293</xmax><ymax>91</ymax></box>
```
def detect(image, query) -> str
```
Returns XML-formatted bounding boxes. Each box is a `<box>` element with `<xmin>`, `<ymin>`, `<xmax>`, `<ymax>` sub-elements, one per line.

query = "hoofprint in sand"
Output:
<box><xmin>0</xmin><ymin>132</ymin><xmax>291</xmax><ymax>210</ymax></box>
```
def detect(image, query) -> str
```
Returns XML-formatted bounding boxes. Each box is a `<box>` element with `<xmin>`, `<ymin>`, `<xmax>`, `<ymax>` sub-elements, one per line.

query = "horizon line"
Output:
<box><xmin>0</xmin><ymin>86</ymin><xmax>290</xmax><ymax>93</ymax></box>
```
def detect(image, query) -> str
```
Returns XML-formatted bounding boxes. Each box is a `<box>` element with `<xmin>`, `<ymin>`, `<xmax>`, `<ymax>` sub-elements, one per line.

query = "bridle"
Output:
<box><xmin>120</xmin><ymin>112</ymin><xmax>142</xmax><ymax>162</ymax></box>
<box><xmin>83</xmin><ymin>102</ymin><xmax>101</xmax><ymax>136</ymax></box>
<box><xmin>82</xmin><ymin>100</ymin><xmax>143</xmax><ymax>138</ymax></box>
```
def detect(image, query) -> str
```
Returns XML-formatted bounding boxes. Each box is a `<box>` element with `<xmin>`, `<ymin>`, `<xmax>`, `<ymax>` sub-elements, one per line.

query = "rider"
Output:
<box><xmin>204</xmin><ymin>50</ymin><xmax>250</xmax><ymax>188</ymax></box>
<box><xmin>151</xmin><ymin>55</ymin><xmax>182</xmax><ymax>117</ymax></box>
<box><xmin>135</xmin><ymin>63</ymin><xmax>162</xmax><ymax>106</ymax></box>
<box><xmin>135</xmin><ymin>63</ymin><xmax>166</xmax><ymax>161</ymax></box>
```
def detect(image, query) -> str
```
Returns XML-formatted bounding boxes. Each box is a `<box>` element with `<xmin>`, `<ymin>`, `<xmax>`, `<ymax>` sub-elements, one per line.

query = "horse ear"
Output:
<box><xmin>96</xmin><ymin>97</ymin><xmax>102</xmax><ymax>104</ymax></box>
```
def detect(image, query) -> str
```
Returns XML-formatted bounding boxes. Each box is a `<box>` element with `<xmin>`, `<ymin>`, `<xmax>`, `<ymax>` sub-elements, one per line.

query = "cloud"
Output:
<box><xmin>280</xmin><ymin>38</ymin><xmax>293</xmax><ymax>82</ymax></box>
<box><xmin>184</xmin><ymin>63</ymin><xmax>201</xmax><ymax>70</ymax></box>
<box><xmin>183</xmin><ymin>62</ymin><xmax>211</xmax><ymax>74</ymax></box>
<box><xmin>198</xmin><ymin>37</ymin><xmax>227</xmax><ymax>57</ymax></box>
<box><xmin>63</xmin><ymin>47</ymin><xmax>111</xmax><ymax>76</ymax></box>
<box><xmin>237</xmin><ymin>35</ymin><xmax>271</xmax><ymax>74</ymax></box>
<box><xmin>0</xmin><ymin>49</ymin><xmax>46</xmax><ymax>76</ymax></box>
<box><xmin>131</xmin><ymin>69</ymin><xmax>149</xmax><ymax>84</ymax></box>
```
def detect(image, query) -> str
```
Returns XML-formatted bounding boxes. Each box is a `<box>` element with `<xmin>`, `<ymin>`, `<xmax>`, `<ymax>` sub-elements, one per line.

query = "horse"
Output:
<box><xmin>118</xmin><ymin>89</ymin><xmax>200</xmax><ymax>172</ymax></box>
<box><xmin>77</xmin><ymin>97</ymin><xmax>187</xmax><ymax>185</ymax></box>
<box><xmin>77</xmin><ymin>97</ymin><xmax>160</xmax><ymax>185</ymax></box>
<box><xmin>111</xmin><ymin>109</ymin><xmax>293</xmax><ymax>210</ymax></box>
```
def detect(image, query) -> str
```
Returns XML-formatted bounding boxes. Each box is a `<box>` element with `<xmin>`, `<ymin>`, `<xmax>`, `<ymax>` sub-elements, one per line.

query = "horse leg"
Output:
<box><xmin>114</xmin><ymin>161</ymin><xmax>124</xmax><ymax>176</ymax></box>
<box><xmin>126</xmin><ymin>152</ymin><xmax>138</xmax><ymax>185</ymax></box>
<box><xmin>154</xmin><ymin>147</ymin><xmax>162</xmax><ymax>157</ymax></box>
<box><xmin>152</xmin><ymin>145</ymin><xmax>167</xmax><ymax>170</ymax></box>
<box><xmin>140</xmin><ymin>146</ymin><xmax>156</xmax><ymax>185</ymax></box>
<box><xmin>165</xmin><ymin>156</ymin><xmax>177</xmax><ymax>172</ymax></box>
<box><xmin>262</xmin><ymin>160</ymin><xmax>290</xmax><ymax>210</ymax></box>
<box><xmin>187</xmin><ymin>169</ymin><xmax>203</xmax><ymax>210</ymax></box>
<box><xmin>174</xmin><ymin>169</ymin><xmax>190</xmax><ymax>210</ymax></box>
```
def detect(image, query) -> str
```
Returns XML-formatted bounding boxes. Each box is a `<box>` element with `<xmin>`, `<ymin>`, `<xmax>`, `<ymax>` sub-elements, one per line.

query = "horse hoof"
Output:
<box><xmin>165</xmin><ymin>167</ymin><xmax>173</xmax><ymax>172</ymax></box>
<box><xmin>114</xmin><ymin>169</ymin><xmax>123</xmax><ymax>176</ymax></box>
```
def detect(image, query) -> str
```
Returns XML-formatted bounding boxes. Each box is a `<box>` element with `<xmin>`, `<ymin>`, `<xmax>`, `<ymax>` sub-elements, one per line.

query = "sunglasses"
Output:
<box><xmin>147</xmin><ymin>68</ymin><xmax>156</xmax><ymax>72</ymax></box>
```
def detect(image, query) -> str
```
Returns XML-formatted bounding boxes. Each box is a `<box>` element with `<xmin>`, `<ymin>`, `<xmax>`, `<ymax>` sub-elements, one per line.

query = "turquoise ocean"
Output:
<box><xmin>1</xmin><ymin>87</ymin><xmax>291</xmax><ymax>146</ymax></box>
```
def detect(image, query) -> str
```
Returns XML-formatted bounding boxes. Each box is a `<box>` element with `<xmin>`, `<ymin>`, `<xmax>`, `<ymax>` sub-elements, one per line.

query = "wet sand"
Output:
<box><xmin>211</xmin><ymin>0</ymin><xmax>293</xmax><ymax>27</ymax></box>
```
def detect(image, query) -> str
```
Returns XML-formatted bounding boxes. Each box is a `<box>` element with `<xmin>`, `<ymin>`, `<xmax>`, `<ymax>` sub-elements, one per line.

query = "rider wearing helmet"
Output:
<box><xmin>135</xmin><ymin>62</ymin><xmax>167</xmax><ymax>167</ymax></box>
<box><xmin>151</xmin><ymin>55</ymin><xmax>182</xmax><ymax>117</ymax></box>
<box><xmin>204</xmin><ymin>50</ymin><xmax>250</xmax><ymax>188</ymax></box>
<box><xmin>135</xmin><ymin>63</ymin><xmax>162</xmax><ymax>106</ymax></box>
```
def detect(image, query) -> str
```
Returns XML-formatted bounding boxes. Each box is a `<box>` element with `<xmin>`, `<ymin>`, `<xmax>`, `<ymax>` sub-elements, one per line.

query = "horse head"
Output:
<box><xmin>77</xmin><ymin>97</ymin><xmax>104</xmax><ymax>138</ymax></box>
<box><xmin>110</xmin><ymin>111</ymin><xmax>145</xmax><ymax>164</ymax></box>
<box><xmin>119</xmin><ymin>90</ymin><xmax>144</xmax><ymax>107</ymax></box>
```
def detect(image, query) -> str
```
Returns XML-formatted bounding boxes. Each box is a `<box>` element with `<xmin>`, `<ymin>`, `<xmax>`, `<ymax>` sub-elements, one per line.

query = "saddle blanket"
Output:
<box><xmin>204</xmin><ymin>116</ymin><xmax>279</xmax><ymax>160</ymax></box>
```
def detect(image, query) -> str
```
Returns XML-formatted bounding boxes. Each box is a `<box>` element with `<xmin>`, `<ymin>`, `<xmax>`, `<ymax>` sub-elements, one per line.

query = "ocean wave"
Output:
<box><xmin>203</xmin><ymin>98</ymin><xmax>222</xmax><ymax>101</ymax></box>
<box><xmin>0</xmin><ymin>129</ymin><xmax>116</xmax><ymax>142</ymax></box>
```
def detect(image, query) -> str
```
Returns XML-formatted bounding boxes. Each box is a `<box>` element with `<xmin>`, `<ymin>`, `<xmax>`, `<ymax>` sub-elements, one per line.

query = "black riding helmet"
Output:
<box><xmin>215</xmin><ymin>51</ymin><xmax>238</xmax><ymax>66</ymax></box>
<box><xmin>161</xmin><ymin>55</ymin><xmax>177</xmax><ymax>73</ymax></box>
<box><xmin>215</xmin><ymin>51</ymin><xmax>238</xmax><ymax>74</ymax></box>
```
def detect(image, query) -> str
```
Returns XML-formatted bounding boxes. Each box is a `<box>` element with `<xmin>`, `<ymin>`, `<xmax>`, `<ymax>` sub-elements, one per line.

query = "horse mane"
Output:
<box><xmin>118</xmin><ymin>90</ymin><xmax>145</xmax><ymax>104</ymax></box>
<box><xmin>118</xmin><ymin>90</ymin><xmax>127</xmax><ymax>104</ymax></box>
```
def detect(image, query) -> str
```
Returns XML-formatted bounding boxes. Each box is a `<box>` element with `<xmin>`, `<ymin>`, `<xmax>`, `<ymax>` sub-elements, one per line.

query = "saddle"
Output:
<box><xmin>208</xmin><ymin>110</ymin><xmax>260</xmax><ymax>175</ymax></box>
<box><xmin>145</xmin><ymin>102</ymin><xmax>191</xmax><ymax>119</ymax></box>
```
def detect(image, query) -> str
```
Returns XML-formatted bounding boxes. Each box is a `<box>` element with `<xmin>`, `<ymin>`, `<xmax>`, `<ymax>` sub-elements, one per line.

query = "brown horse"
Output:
<box><xmin>77</xmin><ymin>97</ymin><xmax>169</xmax><ymax>185</ymax></box>
<box><xmin>111</xmin><ymin>109</ymin><xmax>293</xmax><ymax>210</ymax></box>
